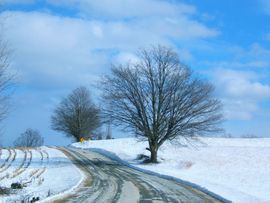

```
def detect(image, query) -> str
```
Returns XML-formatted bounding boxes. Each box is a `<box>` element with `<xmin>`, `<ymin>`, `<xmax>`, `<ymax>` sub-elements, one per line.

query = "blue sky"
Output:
<box><xmin>0</xmin><ymin>0</ymin><xmax>270</xmax><ymax>146</ymax></box>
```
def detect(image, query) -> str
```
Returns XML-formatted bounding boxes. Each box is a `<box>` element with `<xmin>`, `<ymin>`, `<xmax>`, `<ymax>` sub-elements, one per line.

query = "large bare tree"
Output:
<box><xmin>101</xmin><ymin>45</ymin><xmax>223</xmax><ymax>163</ymax></box>
<box><xmin>14</xmin><ymin>129</ymin><xmax>44</xmax><ymax>147</ymax></box>
<box><xmin>51</xmin><ymin>86</ymin><xmax>100</xmax><ymax>142</ymax></box>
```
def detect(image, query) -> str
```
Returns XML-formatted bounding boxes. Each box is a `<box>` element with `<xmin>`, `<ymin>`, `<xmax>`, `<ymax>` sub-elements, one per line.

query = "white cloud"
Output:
<box><xmin>2</xmin><ymin>7</ymin><xmax>218</xmax><ymax>89</ymax></box>
<box><xmin>203</xmin><ymin>42</ymin><xmax>270</xmax><ymax>122</ymax></box>
<box><xmin>114</xmin><ymin>52</ymin><xmax>140</xmax><ymax>64</ymax></box>
<box><xmin>92</xmin><ymin>24</ymin><xmax>104</xmax><ymax>39</ymax></box>
<box><xmin>213</xmin><ymin>69</ymin><xmax>270</xmax><ymax>120</ymax></box>
<box><xmin>3</xmin><ymin>12</ymin><xmax>108</xmax><ymax>88</ymax></box>
<box><xmin>222</xmin><ymin>99</ymin><xmax>258</xmax><ymax>120</ymax></box>
<box><xmin>216</xmin><ymin>69</ymin><xmax>270</xmax><ymax>100</ymax></box>
<box><xmin>47</xmin><ymin>0</ymin><xmax>218</xmax><ymax>40</ymax></box>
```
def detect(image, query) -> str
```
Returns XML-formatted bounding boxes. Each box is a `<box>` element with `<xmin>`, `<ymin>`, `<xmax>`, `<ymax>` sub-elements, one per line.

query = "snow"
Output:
<box><xmin>73</xmin><ymin>137</ymin><xmax>270</xmax><ymax>203</ymax></box>
<box><xmin>0</xmin><ymin>146</ymin><xmax>84</xmax><ymax>202</ymax></box>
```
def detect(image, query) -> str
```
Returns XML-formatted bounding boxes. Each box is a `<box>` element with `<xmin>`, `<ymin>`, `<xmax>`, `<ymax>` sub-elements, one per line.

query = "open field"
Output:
<box><xmin>0</xmin><ymin>147</ymin><xmax>83</xmax><ymax>202</ymax></box>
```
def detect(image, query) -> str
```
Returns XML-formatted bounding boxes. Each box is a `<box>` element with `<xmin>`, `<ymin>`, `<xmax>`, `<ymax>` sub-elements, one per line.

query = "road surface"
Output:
<box><xmin>54</xmin><ymin>147</ymin><xmax>226</xmax><ymax>203</ymax></box>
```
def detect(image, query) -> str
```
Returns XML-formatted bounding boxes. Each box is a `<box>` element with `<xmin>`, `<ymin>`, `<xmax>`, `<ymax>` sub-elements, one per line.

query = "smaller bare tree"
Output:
<box><xmin>51</xmin><ymin>86</ymin><xmax>100</xmax><ymax>142</ymax></box>
<box><xmin>14</xmin><ymin>129</ymin><xmax>44</xmax><ymax>147</ymax></box>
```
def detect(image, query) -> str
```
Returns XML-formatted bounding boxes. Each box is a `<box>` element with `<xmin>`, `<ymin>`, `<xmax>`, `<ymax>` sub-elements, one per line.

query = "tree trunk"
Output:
<box><xmin>149</xmin><ymin>143</ymin><xmax>158</xmax><ymax>163</ymax></box>
<box><xmin>76</xmin><ymin>135</ymin><xmax>81</xmax><ymax>142</ymax></box>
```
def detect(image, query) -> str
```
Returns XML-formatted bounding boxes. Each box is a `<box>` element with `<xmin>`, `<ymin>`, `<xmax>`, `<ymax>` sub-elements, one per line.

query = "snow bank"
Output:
<box><xmin>73</xmin><ymin>137</ymin><xmax>270</xmax><ymax>203</ymax></box>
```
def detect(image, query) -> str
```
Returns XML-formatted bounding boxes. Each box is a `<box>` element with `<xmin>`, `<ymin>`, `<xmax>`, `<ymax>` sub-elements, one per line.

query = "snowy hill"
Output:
<box><xmin>73</xmin><ymin>137</ymin><xmax>270</xmax><ymax>203</ymax></box>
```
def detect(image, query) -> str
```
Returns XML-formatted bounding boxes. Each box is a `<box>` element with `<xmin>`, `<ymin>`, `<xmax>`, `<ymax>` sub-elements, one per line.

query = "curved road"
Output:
<box><xmin>54</xmin><ymin>147</ymin><xmax>226</xmax><ymax>203</ymax></box>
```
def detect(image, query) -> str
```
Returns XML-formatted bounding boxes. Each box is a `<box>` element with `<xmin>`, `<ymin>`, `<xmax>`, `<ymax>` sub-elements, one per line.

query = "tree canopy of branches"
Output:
<box><xmin>51</xmin><ymin>86</ymin><xmax>100</xmax><ymax>142</ymax></box>
<box><xmin>14</xmin><ymin>128</ymin><xmax>44</xmax><ymax>147</ymax></box>
<box><xmin>101</xmin><ymin>45</ymin><xmax>223</xmax><ymax>163</ymax></box>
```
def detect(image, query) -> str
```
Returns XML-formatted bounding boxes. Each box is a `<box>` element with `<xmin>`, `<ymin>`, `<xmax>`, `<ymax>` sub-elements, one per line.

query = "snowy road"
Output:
<box><xmin>54</xmin><ymin>147</ymin><xmax>225</xmax><ymax>203</ymax></box>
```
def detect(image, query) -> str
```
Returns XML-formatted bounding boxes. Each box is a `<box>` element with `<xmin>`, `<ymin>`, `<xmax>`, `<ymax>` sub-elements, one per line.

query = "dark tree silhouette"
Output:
<box><xmin>51</xmin><ymin>86</ymin><xmax>100</xmax><ymax>142</ymax></box>
<box><xmin>101</xmin><ymin>45</ymin><xmax>223</xmax><ymax>163</ymax></box>
<box><xmin>14</xmin><ymin>129</ymin><xmax>44</xmax><ymax>147</ymax></box>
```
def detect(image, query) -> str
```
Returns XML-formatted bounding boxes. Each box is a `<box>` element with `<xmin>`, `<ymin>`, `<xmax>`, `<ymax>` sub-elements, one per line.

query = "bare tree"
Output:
<box><xmin>14</xmin><ymin>128</ymin><xmax>44</xmax><ymax>147</ymax></box>
<box><xmin>51</xmin><ymin>86</ymin><xmax>100</xmax><ymax>142</ymax></box>
<box><xmin>0</xmin><ymin>20</ymin><xmax>13</xmax><ymax>123</ymax></box>
<box><xmin>101</xmin><ymin>45</ymin><xmax>223</xmax><ymax>163</ymax></box>
<box><xmin>0</xmin><ymin>18</ymin><xmax>14</xmax><ymax>146</ymax></box>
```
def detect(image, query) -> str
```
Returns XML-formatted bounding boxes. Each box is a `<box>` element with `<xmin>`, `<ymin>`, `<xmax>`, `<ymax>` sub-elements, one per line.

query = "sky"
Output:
<box><xmin>0</xmin><ymin>0</ymin><xmax>269</xmax><ymax>146</ymax></box>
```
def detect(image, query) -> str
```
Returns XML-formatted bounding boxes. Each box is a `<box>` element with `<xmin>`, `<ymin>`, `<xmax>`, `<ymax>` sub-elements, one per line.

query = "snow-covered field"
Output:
<box><xmin>73</xmin><ymin>137</ymin><xmax>270</xmax><ymax>203</ymax></box>
<box><xmin>0</xmin><ymin>147</ymin><xmax>83</xmax><ymax>202</ymax></box>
